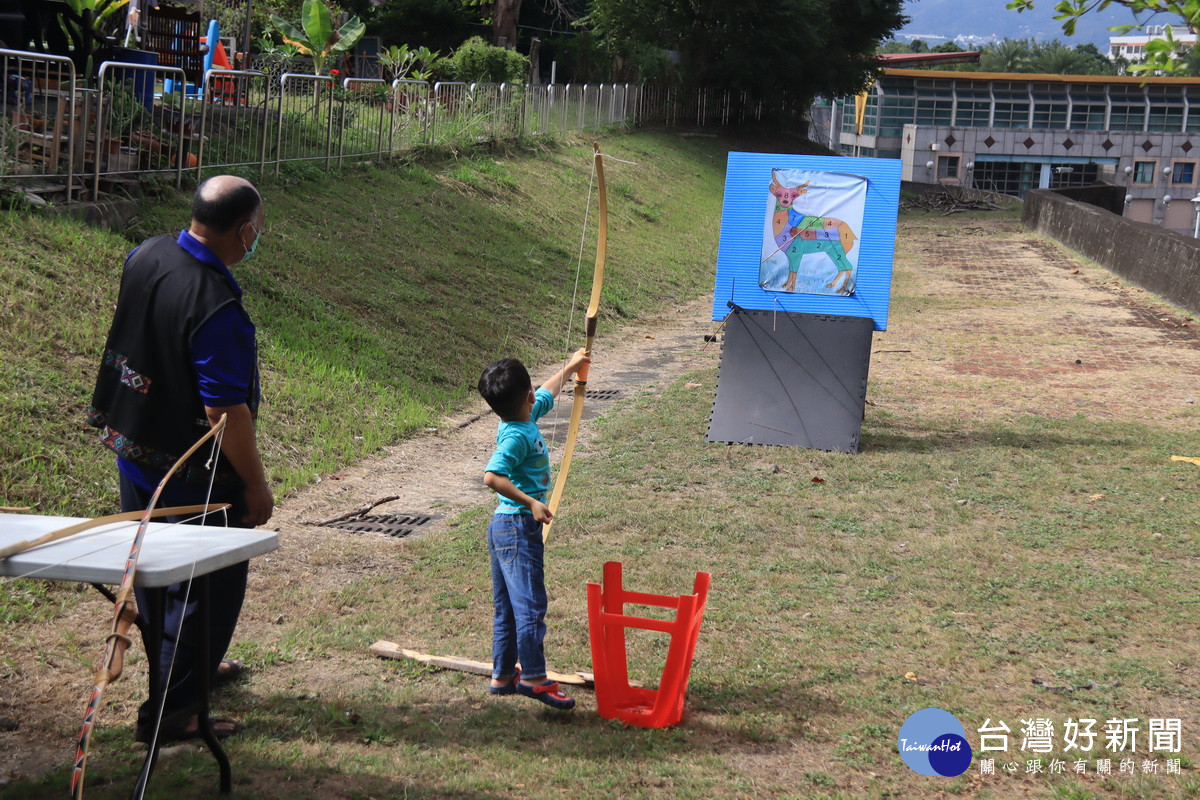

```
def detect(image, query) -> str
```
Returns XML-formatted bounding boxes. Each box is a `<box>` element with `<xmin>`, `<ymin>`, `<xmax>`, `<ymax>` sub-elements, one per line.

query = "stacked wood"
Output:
<box><xmin>902</xmin><ymin>185</ymin><xmax>1006</xmax><ymax>214</ymax></box>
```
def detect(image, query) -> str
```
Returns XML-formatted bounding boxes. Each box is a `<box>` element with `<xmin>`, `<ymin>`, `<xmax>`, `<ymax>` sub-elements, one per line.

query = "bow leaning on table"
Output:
<box><xmin>543</xmin><ymin>142</ymin><xmax>608</xmax><ymax>545</ymax></box>
<box><xmin>0</xmin><ymin>504</ymin><xmax>230</xmax><ymax>561</ymax></box>
<box><xmin>69</xmin><ymin>414</ymin><xmax>228</xmax><ymax>800</ymax></box>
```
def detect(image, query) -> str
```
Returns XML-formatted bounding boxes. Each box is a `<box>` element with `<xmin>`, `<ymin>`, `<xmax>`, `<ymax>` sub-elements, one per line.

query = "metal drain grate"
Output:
<box><xmin>324</xmin><ymin>513</ymin><xmax>439</xmax><ymax>538</ymax></box>
<box><xmin>585</xmin><ymin>388</ymin><xmax>621</xmax><ymax>400</ymax></box>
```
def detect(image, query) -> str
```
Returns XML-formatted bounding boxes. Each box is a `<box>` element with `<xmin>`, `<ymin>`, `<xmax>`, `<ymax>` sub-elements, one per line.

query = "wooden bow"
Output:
<box><xmin>0</xmin><ymin>504</ymin><xmax>231</xmax><ymax>560</ymax></box>
<box><xmin>543</xmin><ymin>142</ymin><xmax>608</xmax><ymax>544</ymax></box>
<box><xmin>69</xmin><ymin>414</ymin><xmax>228</xmax><ymax>800</ymax></box>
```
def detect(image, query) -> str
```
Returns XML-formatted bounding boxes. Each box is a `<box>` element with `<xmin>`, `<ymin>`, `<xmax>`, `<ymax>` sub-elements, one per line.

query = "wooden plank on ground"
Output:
<box><xmin>368</xmin><ymin>641</ymin><xmax>596</xmax><ymax>687</ymax></box>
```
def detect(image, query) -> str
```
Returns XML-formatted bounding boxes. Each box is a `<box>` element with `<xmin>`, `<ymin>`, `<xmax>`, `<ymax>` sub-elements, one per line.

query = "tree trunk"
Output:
<box><xmin>493</xmin><ymin>0</ymin><xmax>521</xmax><ymax>49</ymax></box>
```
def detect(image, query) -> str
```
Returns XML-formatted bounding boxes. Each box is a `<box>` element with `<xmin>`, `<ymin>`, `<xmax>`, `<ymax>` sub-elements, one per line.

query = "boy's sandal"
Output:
<box><xmin>516</xmin><ymin>680</ymin><xmax>576</xmax><ymax>710</ymax></box>
<box><xmin>488</xmin><ymin>668</ymin><xmax>521</xmax><ymax>695</ymax></box>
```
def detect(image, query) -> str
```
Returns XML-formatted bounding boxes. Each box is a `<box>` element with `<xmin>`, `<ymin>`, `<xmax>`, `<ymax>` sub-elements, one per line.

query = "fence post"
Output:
<box><xmin>327</xmin><ymin>77</ymin><xmax>336</xmax><ymax>171</ymax></box>
<box><xmin>338</xmin><ymin>77</ymin><xmax>348</xmax><ymax>168</ymax></box>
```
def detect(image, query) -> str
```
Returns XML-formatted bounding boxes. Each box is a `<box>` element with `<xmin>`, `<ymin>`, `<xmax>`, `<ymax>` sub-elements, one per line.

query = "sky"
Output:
<box><xmin>894</xmin><ymin>0</ymin><xmax>1159</xmax><ymax>49</ymax></box>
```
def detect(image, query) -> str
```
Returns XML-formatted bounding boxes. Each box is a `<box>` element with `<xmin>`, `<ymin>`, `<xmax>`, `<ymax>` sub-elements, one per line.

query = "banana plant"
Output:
<box><xmin>57</xmin><ymin>0</ymin><xmax>131</xmax><ymax>80</ymax></box>
<box><xmin>269</xmin><ymin>0</ymin><xmax>366</xmax><ymax>76</ymax></box>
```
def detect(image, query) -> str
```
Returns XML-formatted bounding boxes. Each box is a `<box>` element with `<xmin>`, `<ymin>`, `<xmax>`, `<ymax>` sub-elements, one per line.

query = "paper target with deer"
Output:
<box><xmin>760</xmin><ymin>169</ymin><xmax>866</xmax><ymax>297</ymax></box>
<box><xmin>712</xmin><ymin>152</ymin><xmax>900</xmax><ymax>330</ymax></box>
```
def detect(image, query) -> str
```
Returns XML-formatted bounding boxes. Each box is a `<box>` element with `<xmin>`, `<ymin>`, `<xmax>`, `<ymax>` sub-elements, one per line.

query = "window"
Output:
<box><xmin>878</xmin><ymin>95</ymin><xmax>916</xmax><ymax>137</ymax></box>
<box><xmin>1171</xmin><ymin>161</ymin><xmax>1196</xmax><ymax>185</ymax></box>
<box><xmin>1147</xmin><ymin>88</ymin><xmax>1185</xmax><ymax>132</ymax></box>
<box><xmin>1049</xmin><ymin>163</ymin><xmax>1100</xmax><ymax>189</ymax></box>
<box><xmin>1187</xmin><ymin>88</ymin><xmax>1200</xmax><ymax>132</ymax></box>
<box><xmin>937</xmin><ymin>155</ymin><xmax>960</xmax><ymax>180</ymax></box>
<box><xmin>992</xmin><ymin>96</ymin><xmax>1031</xmax><ymax>128</ymax></box>
<box><xmin>1031</xmin><ymin>85</ymin><xmax>1069</xmax><ymax>130</ymax></box>
<box><xmin>1109</xmin><ymin>87</ymin><xmax>1147</xmax><ymax>131</ymax></box>
<box><xmin>1067</xmin><ymin>85</ymin><xmax>1108</xmax><ymax>130</ymax></box>
<box><xmin>914</xmin><ymin>98</ymin><xmax>952</xmax><ymax>126</ymax></box>
<box><xmin>974</xmin><ymin>162</ymin><xmax>1042</xmax><ymax>198</ymax></box>
<box><xmin>1133</xmin><ymin>161</ymin><xmax>1157</xmax><ymax>184</ymax></box>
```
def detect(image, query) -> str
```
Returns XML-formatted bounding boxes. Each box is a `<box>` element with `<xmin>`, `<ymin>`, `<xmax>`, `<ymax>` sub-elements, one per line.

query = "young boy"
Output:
<box><xmin>477</xmin><ymin>350</ymin><xmax>590</xmax><ymax>710</ymax></box>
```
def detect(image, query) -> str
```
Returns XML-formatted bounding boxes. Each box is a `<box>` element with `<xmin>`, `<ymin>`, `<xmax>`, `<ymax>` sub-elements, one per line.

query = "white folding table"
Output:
<box><xmin>0</xmin><ymin>512</ymin><xmax>279</xmax><ymax>797</ymax></box>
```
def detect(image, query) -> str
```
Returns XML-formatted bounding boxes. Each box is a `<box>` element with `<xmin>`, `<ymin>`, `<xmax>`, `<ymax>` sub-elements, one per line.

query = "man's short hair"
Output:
<box><xmin>192</xmin><ymin>178</ymin><xmax>262</xmax><ymax>234</ymax></box>
<box><xmin>478</xmin><ymin>358</ymin><xmax>531</xmax><ymax>420</ymax></box>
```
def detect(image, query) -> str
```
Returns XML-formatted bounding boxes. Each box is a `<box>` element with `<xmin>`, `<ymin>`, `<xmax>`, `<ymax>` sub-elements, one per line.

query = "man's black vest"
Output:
<box><xmin>88</xmin><ymin>234</ymin><xmax>258</xmax><ymax>485</ymax></box>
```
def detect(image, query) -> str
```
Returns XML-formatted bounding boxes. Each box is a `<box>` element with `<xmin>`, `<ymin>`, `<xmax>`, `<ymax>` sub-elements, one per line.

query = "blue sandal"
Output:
<box><xmin>516</xmin><ymin>680</ymin><xmax>575</xmax><ymax>710</ymax></box>
<box><xmin>489</xmin><ymin>668</ymin><xmax>520</xmax><ymax>695</ymax></box>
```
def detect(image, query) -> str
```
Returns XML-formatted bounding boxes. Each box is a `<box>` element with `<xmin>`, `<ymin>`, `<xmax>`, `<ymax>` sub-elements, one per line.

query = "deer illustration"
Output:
<box><xmin>767</xmin><ymin>172</ymin><xmax>858</xmax><ymax>294</ymax></box>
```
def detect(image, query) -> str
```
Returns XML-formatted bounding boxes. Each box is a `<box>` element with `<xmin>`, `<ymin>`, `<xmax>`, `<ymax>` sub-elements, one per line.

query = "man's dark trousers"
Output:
<box><xmin>120</xmin><ymin>472</ymin><xmax>249</xmax><ymax>732</ymax></box>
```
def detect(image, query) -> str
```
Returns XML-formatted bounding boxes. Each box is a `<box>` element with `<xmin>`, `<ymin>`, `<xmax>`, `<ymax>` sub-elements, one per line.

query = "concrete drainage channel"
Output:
<box><xmin>306</xmin><ymin>497</ymin><xmax>440</xmax><ymax>539</ymax></box>
<box><xmin>322</xmin><ymin>513</ymin><xmax>439</xmax><ymax>538</ymax></box>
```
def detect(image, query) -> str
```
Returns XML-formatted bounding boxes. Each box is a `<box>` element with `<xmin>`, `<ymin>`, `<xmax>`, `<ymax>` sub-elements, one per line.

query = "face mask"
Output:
<box><xmin>242</xmin><ymin>225</ymin><xmax>261</xmax><ymax>262</ymax></box>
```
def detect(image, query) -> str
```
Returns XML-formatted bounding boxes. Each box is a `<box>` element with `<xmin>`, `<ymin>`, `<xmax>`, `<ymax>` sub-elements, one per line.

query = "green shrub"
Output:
<box><xmin>447</xmin><ymin>36</ymin><xmax>530</xmax><ymax>84</ymax></box>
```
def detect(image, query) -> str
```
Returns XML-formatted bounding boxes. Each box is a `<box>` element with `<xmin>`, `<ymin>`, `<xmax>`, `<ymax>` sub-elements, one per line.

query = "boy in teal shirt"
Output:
<box><xmin>478</xmin><ymin>350</ymin><xmax>589</xmax><ymax>710</ymax></box>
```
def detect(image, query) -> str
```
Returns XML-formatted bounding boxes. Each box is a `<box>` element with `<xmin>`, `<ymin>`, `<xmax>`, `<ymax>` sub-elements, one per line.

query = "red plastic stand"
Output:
<box><xmin>587</xmin><ymin>561</ymin><xmax>711</xmax><ymax>728</ymax></box>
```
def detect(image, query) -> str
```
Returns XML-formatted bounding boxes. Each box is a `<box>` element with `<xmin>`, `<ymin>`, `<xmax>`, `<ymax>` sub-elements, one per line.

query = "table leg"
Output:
<box><xmin>196</xmin><ymin>573</ymin><xmax>233</xmax><ymax>794</ymax></box>
<box><xmin>129</xmin><ymin>578</ymin><xmax>232</xmax><ymax>798</ymax></box>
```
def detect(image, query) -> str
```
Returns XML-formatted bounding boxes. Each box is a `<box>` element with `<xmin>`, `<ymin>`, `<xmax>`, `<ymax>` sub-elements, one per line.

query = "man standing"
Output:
<box><xmin>88</xmin><ymin>175</ymin><xmax>273</xmax><ymax>742</ymax></box>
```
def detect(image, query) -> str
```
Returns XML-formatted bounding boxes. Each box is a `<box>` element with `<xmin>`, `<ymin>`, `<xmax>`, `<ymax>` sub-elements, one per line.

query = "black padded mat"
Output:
<box><xmin>707</xmin><ymin>307</ymin><xmax>874</xmax><ymax>452</ymax></box>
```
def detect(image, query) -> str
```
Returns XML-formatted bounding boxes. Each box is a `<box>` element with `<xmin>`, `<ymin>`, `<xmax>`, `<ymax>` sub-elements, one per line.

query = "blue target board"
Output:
<box><xmin>711</xmin><ymin>152</ymin><xmax>900</xmax><ymax>330</ymax></box>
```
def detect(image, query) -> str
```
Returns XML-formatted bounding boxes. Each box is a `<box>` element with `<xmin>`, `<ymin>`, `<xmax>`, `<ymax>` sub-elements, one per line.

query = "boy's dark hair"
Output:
<box><xmin>478</xmin><ymin>358</ymin><xmax>532</xmax><ymax>420</ymax></box>
<box><xmin>191</xmin><ymin>178</ymin><xmax>262</xmax><ymax>234</ymax></box>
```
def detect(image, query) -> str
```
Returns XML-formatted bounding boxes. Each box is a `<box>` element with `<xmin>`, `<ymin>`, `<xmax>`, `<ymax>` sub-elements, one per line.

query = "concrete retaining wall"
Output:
<box><xmin>1023</xmin><ymin>189</ymin><xmax>1200</xmax><ymax>316</ymax></box>
<box><xmin>1047</xmin><ymin>184</ymin><xmax>1126</xmax><ymax>216</ymax></box>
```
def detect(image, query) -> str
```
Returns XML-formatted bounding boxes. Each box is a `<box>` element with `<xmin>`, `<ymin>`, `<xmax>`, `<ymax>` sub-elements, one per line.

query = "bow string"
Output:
<box><xmin>543</xmin><ymin>142</ymin><xmax>608</xmax><ymax>544</ymax></box>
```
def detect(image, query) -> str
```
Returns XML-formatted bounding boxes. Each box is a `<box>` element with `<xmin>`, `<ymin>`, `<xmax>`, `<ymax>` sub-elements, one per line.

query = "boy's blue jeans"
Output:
<box><xmin>488</xmin><ymin>511</ymin><xmax>547</xmax><ymax>682</ymax></box>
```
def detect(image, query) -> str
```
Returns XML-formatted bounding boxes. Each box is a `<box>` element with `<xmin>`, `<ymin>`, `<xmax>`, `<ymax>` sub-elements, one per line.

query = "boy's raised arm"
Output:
<box><xmin>540</xmin><ymin>349</ymin><xmax>591</xmax><ymax>399</ymax></box>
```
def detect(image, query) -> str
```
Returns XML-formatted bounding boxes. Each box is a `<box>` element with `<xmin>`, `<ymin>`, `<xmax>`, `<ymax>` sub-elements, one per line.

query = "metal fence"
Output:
<box><xmin>0</xmin><ymin>45</ymin><xmax>807</xmax><ymax>200</ymax></box>
<box><xmin>0</xmin><ymin>48</ymin><xmax>78</xmax><ymax>200</ymax></box>
<box><xmin>91</xmin><ymin>60</ymin><xmax>192</xmax><ymax>198</ymax></box>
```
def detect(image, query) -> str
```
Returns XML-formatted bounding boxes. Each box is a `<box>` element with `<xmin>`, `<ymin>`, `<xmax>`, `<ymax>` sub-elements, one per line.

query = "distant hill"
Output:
<box><xmin>896</xmin><ymin>0</ymin><xmax>1152</xmax><ymax>50</ymax></box>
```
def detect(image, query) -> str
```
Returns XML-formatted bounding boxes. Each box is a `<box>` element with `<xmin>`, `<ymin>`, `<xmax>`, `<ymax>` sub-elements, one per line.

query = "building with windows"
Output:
<box><xmin>1108</xmin><ymin>25</ymin><xmax>1197</xmax><ymax>62</ymax></box>
<box><xmin>835</xmin><ymin>68</ymin><xmax>1200</xmax><ymax>231</ymax></box>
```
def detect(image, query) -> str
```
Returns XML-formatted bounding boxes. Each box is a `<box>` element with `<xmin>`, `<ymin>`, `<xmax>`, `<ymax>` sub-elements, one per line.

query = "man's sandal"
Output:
<box><xmin>136</xmin><ymin>715</ymin><xmax>242</xmax><ymax>744</ymax></box>
<box><xmin>214</xmin><ymin>658</ymin><xmax>244</xmax><ymax>686</ymax></box>
<box><xmin>516</xmin><ymin>680</ymin><xmax>575</xmax><ymax>710</ymax></box>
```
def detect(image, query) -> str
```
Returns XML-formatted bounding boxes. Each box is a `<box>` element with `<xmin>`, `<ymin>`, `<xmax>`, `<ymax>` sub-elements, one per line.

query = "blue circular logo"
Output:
<box><xmin>898</xmin><ymin>708</ymin><xmax>973</xmax><ymax>776</ymax></box>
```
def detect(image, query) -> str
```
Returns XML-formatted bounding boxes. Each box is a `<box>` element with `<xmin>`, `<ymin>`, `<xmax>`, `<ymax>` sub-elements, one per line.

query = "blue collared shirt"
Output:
<box><xmin>118</xmin><ymin>230</ymin><xmax>257</xmax><ymax>490</ymax></box>
<box><xmin>484</xmin><ymin>388</ymin><xmax>555</xmax><ymax>514</ymax></box>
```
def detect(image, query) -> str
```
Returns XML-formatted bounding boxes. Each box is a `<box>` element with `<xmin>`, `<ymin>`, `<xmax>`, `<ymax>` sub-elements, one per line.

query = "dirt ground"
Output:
<box><xmin>6</xmin><ymin>212</ymin><xmax>1200</xmax><ymax>793</ymax></box>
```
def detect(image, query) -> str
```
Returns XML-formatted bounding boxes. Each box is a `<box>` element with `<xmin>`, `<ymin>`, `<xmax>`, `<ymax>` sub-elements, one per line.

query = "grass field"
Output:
<box><xmin>5</xmin><ymin>131</ymin><xmax>1200</xmax><ymax>799</ymax></box>
<box><xmin>0</xmin><ymin>131</ymin><xmax>744</xmax><ymax>514</ymax></box>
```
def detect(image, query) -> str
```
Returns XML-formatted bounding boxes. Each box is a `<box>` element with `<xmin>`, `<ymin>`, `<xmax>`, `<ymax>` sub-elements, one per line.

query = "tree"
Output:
<box><xmin>1033</xmin><ymin>41</ymin><xmax>1096</xmax><ymax>72</ymax></box>
<box><xmin>1007</xmin><ymin>0</ymin><xmax>1200</xmax><ymax>74</ymax></box>
<box><xmin>979</xmin><ymin>37</ymin><xmax>1036</xmax><ymax>71</ymax></box>
<box><xmin>369</xmin><ymin>0</ymin><xmax>475</xmax><ymax>54</ymax></box>
<box><xmin>1074</xmin><ymin>41</ymin><xmax>1120</xmax><ymax>73</ymax></box>
<box><xmin>588</xmin><ymin>0</ymin><xmax>905</xmax><ymax>107</ymax></box>
<box><xmin>458</xmin><ymin>0</ymin><xmax>582</xmax><ymax>48</ymax></box>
